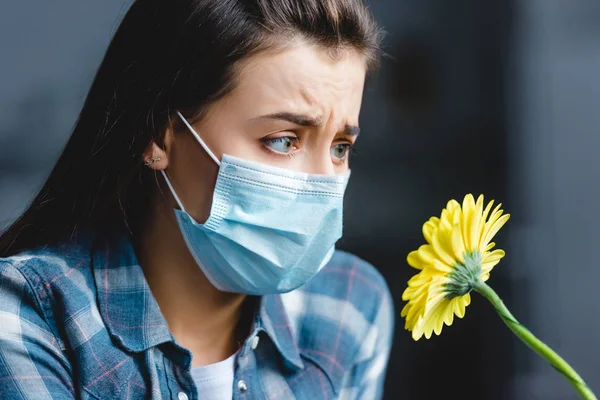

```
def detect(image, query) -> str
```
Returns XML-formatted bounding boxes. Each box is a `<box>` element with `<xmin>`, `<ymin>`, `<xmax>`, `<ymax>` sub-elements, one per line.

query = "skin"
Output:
<box><xmin>139</xmin><ymin>38</ymin><xmax>367</xmax><ymax>367</ymax></box>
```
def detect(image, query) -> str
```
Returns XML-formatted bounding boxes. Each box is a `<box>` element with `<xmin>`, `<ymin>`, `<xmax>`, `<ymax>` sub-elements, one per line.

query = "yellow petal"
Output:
<box><xmin>456</xmin><ymin>293</ymin><xmax>471</xmax><ymax>317</ymax></box>
<box><xmin>422</xmin><ymin>293</ymin><xmax>449</xmax><ymax>337</ymax></box>
<box><xmin>468</xmin><ymin>195</ymin><xmax>485</xmax><ymax>252</ymax></box>
<box><xmin>443</xmin><ymin>301</ymin><xmax>455</xmax><ymax>326</ymax></box>
<box><xmin>432</xmin><ymin>230</ymin><xmax>456</xmax><ymax>267</ymax></box>
<box><xmin>417</xmin><ymin>244</ymin><xmax>436</xmax><ymax>265</ymax></box>
<box><xmin>434</xmin><ymin>309</ymin><xmax>446</xmax><ymax>335</ymax></box>
<box><xmin>401</xmin><ymin>302</ymin><xmax>410</xmax><ymax>318</ymax></box>
<box><xmin>432</xmin><ymin>258</ymin><xmax>454</xmax><ymax>274</ymax></box>
<box><xmin>423</xmin><ymin>218</ymin><xmax>439</xmax><ymax>244</ymax></box>
<box><xmin>439</xmin><ymin>209</ymin><xmax>454</xmax><ymax>232</ymax></box>
<box><xmin>451</xmin><ymin>222</ymin><xmax>466</xmax><ymax>263</ymax></box>
<box><xmin>478</xmin><ymin>200</ymin><xmax>495</xmax><ymax>250</ymax></box>
<box><xmin>446</xmin><ymin>199</ymin><xmax>461</xmax><ymax>215</ymax></box>
<box><xmin>412</xmin><ymin>323</ymin><xmax>425</xmax><ymax>341</ymax></box>
<box><xmin>481</xmin><ymin>214</ymin><xmax>510</xmax><ymax>248</ymax></box>
<box><xmin>452</xmin><ymin>296</ymin><xmax>465</xmax><ymax>318</ymax></box>
<box><xmin>447</xmin><ymin>200</ymin><xmax>461</xmax><ymax>225</ymax></box>
<box><xmin>481</xmin><ymin>205</ymin><xmax>503</xmax><ymax>238</ymax></box>
<box><xmin>461</xmin><ymin>194</ymin><xmax>475</xmax><ymax>250</ymax></box>
<box><xmin>481</xmin><ymin>249</ymin><xmax>506</xmax><ymax>274</ymax></box>
<box><xmin>407</xmin><ymin>250</ymin><xmax>423</xmax><ymax>270</ymax></box>
<box><xmin>485</xmin><ymin>242</ymin><xmax>496</xmax><ymax>252</ymax></box>
<box><xmin>402</xmin><ymin>272</ymin><xmax>435</xmax><ymax>328</ymax></box>
<box><xmin>490</xmin><ymin>203</ymin><xmax>503</xmax><ymax>218</ymax></box>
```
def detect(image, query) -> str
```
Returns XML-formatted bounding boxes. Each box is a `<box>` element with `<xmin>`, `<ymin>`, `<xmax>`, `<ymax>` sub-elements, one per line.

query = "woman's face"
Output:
<box><xmin>150</xmin><ymin>39</ymin><xmax>367</xmax><ymax>222</ymax></box>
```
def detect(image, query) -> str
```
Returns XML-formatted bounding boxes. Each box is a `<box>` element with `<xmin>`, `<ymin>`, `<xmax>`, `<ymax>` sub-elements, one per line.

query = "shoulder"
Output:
<box><xmin>280</xmin><ymin>249</ymin><xmax>395</xmax><ymax>364</ymax></box>
<box><xmin>292</xmin><ymin>250</ymin><xmax>394</xmax><ymax>326</ymax></box>
<box><xmin>0</xmin><ymin>238</ymin><xmax>96</xmax><ymax>345</ymax></box>
<box><xmin>317</xmin><ymin>249</ymin><xmax>392</xmax><ymax>302</ymax></box>
<box><xmin>0</xmin><ymin>238</ymin><xmax>95</xmax><ymax>298</ymax></box>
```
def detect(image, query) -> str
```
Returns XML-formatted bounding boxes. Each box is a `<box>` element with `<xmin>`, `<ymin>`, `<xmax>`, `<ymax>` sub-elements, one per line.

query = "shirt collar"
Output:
<box><xmin>258</xmin><ymin>294</ymin><xmax>304</xmax><ymax>370</ymax></box>
<box><xmin>92</xmin><ymin>231</ymin><xmax>304</xmax><ymax>370</ymax></box>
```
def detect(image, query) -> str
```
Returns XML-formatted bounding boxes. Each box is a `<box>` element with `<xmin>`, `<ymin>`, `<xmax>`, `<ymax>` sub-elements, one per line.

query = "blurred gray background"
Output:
<box><xmin>1</xmin><ymin>1</ymin><xmax>598</xmax><ymax>399</ymax></box>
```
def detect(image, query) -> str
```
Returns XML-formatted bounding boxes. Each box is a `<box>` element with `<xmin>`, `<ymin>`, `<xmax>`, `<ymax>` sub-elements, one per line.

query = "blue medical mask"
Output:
<box><xmin>160</xmin><ymin>111</ymin><xmax>350</xmax><ymax>295</ymax></box>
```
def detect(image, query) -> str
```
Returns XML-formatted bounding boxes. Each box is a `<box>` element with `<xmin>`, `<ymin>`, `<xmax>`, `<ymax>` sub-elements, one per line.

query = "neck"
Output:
<box><xmin>135</xmin><ymin>197</ymin><xmax>253</xmax><ymax>367</ymax></box>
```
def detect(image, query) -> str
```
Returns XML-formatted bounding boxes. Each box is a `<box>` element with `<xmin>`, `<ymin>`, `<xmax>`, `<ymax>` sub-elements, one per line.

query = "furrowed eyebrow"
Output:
<box><xmin>254</xmin><ymin>112</ymin><xmax>360</xmax><ymax>136</ymax></box>
<box><xmin>254</xmin><ymin>112</ymin><xmax>323</xmax><ymax>127</ymax></box>
<box><xmin>344</xmin><ymin>125</ymin><xmax>360</xmax><ymax>137</ymax></box>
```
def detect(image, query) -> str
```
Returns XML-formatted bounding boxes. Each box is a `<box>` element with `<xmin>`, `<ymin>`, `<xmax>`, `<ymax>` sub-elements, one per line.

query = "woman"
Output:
<box><xmin>0</xmin><ymin>0</ymin><xmax>394</xmax><ymax>399</ymax></box>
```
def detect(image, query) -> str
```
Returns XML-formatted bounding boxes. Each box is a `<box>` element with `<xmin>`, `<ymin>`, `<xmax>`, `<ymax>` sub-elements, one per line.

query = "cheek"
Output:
<box><xmin>218</xmin><ymin>133</ymin><xmax>261</xmax><ymax>160</ymax></box>
<box><xmin>209</xmin><ymin>128</ymin><xmax>276</xmax><ymax>165</ymax></box>
<box><xmin>168</xmin><ymin>136</ymin><xmax>219</xmax><ymax>223</ymax></box>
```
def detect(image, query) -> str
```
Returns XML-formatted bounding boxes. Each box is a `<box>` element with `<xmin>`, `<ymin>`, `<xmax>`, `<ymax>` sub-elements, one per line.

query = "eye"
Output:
<box><xmin>262</xmin><ymin>136</ymin><xmax>299</xmax><ymax>154</ymax></box>
<box><xmin>331</xmin><ymin>143</ymin><xmax>353</xmax><ymax>161</ymax></box>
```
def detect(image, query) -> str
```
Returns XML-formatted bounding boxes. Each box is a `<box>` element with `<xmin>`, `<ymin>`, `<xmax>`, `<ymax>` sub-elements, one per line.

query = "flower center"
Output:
<box><xmin>444</xmin><ymin>251</ymin><xmax>482</xmax><ymax>299</ymax></box>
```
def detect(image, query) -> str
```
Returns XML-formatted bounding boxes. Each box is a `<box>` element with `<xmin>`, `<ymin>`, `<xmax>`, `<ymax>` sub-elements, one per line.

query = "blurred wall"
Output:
<box><xmin>0</xmin><ymin>1</ymin><xmax>132</xmax><ymax>224</ymax></box>
<box><xmin>1</xmin><ymin>1</ymin><xmax>598</xmax><ymax>399</ymax></box>
<box><xmin>507</xmin><ymin>0</ymin><xmax>600</xmax><ymax>398</ymax></box>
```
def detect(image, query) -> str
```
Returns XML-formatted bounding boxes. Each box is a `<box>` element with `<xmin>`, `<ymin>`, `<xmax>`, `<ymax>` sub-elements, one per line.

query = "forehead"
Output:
<box><xmin>228</xmin><ymin>40</ymin><xmax>368</xmax><ymax>118</ymax></box>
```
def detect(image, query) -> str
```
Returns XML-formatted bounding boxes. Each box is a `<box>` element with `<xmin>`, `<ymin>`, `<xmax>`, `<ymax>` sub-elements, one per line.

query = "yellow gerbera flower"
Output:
<box><xmin>401</xmin><ymin>194</ymin><xmax>510</xmax><ymax>340</ymax></box>
<box><xmin>401</xmin><ymin>194</ymin><xmax>596</xmax><ymax>399</ymax></box>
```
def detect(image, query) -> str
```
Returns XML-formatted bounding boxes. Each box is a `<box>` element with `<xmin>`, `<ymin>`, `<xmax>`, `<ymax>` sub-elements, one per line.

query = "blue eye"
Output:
<box><xmin>331</xmin><ymin>144</ymin><xmax>352</xmax><ymax>160</ymax></box>
<box><xmin>263</xmin><ymin>137</ymin><xmax>298</xmax><ymax>153</ymax></box>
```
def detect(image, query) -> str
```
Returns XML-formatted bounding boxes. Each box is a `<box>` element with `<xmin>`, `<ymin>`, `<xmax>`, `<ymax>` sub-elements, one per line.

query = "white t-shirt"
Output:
<box><xmin>191</xmin><ymin>351</ymin><xmax>238</xmax><ymax>400</ymax></box>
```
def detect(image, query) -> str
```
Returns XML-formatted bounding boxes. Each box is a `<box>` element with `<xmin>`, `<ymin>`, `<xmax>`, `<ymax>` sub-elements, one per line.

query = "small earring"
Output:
<box><xmin>144</xmin><ymin>157</ymin><xmax>161</xmax><ymax>166</ymax></box>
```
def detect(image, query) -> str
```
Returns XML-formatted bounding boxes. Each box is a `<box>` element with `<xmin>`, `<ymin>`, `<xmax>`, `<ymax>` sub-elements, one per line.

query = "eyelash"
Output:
<box><xmin>261</xmin><ymin>135</ymin><xmax>356</xmax><ymax>162</ymax></box>
<box><xmin>339</xmin><ymin>143</ymin><xmax>358</xmax><ymax>157</ymax></box>
<box><xmin>261</xmin><ymin>136</ymin><xmax>301</xmax><ymax>158</ymax></box>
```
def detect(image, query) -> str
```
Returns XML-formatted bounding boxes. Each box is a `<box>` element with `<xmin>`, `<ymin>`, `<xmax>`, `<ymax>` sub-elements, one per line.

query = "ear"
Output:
<box><xmin>142</xmin><ymin>140</ymin><xmax>168</xmax><ymax>170</ymax></box>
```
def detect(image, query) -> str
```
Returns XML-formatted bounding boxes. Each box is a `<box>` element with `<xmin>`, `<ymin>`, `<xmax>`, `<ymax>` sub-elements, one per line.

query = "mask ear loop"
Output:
<box><xmin>160</xmin><ymin>170</ymin><xmax>187</xmax><ymax>212</ymax></box>
<box><xmin>160</xmin><ymin>111</ymin><xmax>222</xmax><ymax>212</ymax></box>
<box><xmin>176</xmin><ymin>111</ymin><xmax>221</xmax><ymax>166</ymax></box>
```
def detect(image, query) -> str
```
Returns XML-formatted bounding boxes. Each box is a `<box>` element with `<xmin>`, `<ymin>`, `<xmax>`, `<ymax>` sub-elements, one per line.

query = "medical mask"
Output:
<box><xmin>160</xmin><ymin>111</ymin><xmax>350</xmax><ymax>295</ymax></box>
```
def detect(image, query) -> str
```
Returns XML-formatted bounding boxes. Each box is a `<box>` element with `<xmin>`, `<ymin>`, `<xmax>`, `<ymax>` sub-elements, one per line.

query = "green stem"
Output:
<box><xmin>473</xmin><ymin>280</ymin><xmax>597</xmax><ymax>400</ymax></box>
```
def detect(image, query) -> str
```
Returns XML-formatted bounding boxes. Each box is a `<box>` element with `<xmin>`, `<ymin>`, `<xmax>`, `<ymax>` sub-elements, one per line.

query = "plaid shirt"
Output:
<box><xmin>0</xmin><ymin>231</ymin><xmax>394</xmax><ymax>400</ymax></box>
